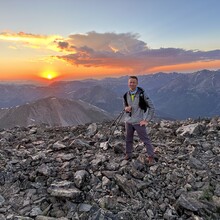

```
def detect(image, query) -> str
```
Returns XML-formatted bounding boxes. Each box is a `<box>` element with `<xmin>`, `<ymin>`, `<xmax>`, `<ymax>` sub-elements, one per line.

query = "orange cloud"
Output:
<box><xmin>1</xmin><ymin>31</ymin><xmax>220</xmax><ymax>82</ymax></box>
<box><xmin>0</xmin><ymin>31</ymin><xmax>63</xmax><ymax>52</ymax></box>
<box><xmin>55</xmin><ymin>32</ymin><xmax>220</xmax><ymax>73</ymax></box>
<box><xmin>148</xmin><ymin>60</ymin><xmax>220</xmax><ymax>73</ymax></box>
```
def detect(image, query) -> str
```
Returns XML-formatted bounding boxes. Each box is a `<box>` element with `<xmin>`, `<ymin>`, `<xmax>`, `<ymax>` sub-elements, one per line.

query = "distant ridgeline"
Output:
<box><xmin>0</xmin><ymin>69</ymin><xmax>220</xmax><ymax>121</ymax></box>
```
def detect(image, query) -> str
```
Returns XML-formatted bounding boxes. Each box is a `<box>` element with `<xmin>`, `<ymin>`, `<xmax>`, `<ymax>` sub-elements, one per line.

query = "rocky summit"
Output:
<box><xmin>0</xmin><ymin>117</ymin><xmax>220</xmax><ymax>220</ymax></box>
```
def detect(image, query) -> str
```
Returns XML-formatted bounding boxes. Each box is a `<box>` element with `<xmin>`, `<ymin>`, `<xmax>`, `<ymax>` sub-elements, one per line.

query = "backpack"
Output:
<box><xmin>123</xmin><ymin>87</ymin><xmax>149</xmax><ymax>112</ymax></box>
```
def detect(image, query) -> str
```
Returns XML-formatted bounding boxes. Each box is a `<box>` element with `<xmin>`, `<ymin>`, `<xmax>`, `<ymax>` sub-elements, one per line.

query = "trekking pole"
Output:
<box><xmin>107</xmin><ymin>109</ymin><xmax>125</xmax><ymax>144</ymax></box>
<box><xmin>100</xmin><ymin>109</ymin><xmax>125</xmax><ymax>150</ymax></box>
<box><xmin>109</xmin><ymin>109</ymin><xmax>125</xmax><ymax>127</ymax></box>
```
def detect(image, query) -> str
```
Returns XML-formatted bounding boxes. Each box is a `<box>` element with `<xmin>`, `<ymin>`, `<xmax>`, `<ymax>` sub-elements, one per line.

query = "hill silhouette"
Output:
<box><xmin>0</xmin><ymin>97</ymin><xmax>112</xmax><ymax>129</ymax></box>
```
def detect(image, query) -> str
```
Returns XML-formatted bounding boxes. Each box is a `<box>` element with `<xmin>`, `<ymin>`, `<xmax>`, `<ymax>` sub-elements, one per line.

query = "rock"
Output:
<box><xmin>47</xmin><ymin>181</ymin><xmax>84</xmax><ymax>202</ymax></box>
<box><xmin>130</xmin><ymin>166</ymin><xmax>145</xmax><ymax>179</ymax></box>
<box><xmin>212</xmin><ymin>196</ymin><xmax>220</xmax><ymax>208</ymax></box>
<box><xmin>74</xmin><ymin>170</ymin><xmax>89</xmax><ymax>189</ymax></box>
<box><xmin>86</xmin><ymin>123</ymin><xmax>98</xmax><ymax>136</ymax></box>
<box><xmin>176</xmin><ymin>194</ymin><xmax>206</xmax><ymax>212</ymax></box>
<box><xmin>70</xmin><ymin>139</ymin><xmax>90</xmax><ymax>149</ymax></box>
<box><xmin>214</xmin><ymin>184</ymin><xmax>220</xmax><ymax>196</ymax></box>
<box><xmin>36</xmin><ymin>216</ymin><xmax>68</xmax><ymax>220</ymax></box>
<box><xmin>101</xmin><ymin>176</ymin><xmax>111</xmax><ymax>188</ymax></box>
<box><xmin>163</xmin><ymin>206</ymin><xmax>178</xmax><ymax>220</ymax></box>
<box><xmin>189</xmin><ymin>156</ymin><xmax>205</xmax><ymax>170</ymax></box>
<box><xmin>52</xmin><ymin>141</ymin><xmax>67</xmax><ymax>150</ymax></box>
<box><xmin>113</xmin><ymin>141</ymin><xmax>125</xmax><ymax>154</ymax></box>
<box><xmin>0</xmin><ymin>118</ymin><xmax>219</xmax><ymax>219</ymax></box>
<box><xmin>0</xmin><ymin>195</ymin><xmax>5</xmax><ymax>206</ymax></box>
<box><xmin>176</xmin><ymin>123</ymin><xmax>204</xmax><ymax>136</ymax></box>
<box><xmin>37</xmin><ymin>164</ymin><xmax>51</xmax><ymax>176</ymax></box>
<box><xmin>99</xmin><ymin>141</ymin><xmax>109</xmax><ymax>150</ymax></box>
<box><xmin>91</xmin><ymin>154</ymin><xmax>107</xmax><ymax>167</ymax></box>
<box><xmin>29</xmin><ymin>207</ymin><xmax>43</xmax><ymax>217</ymax></box>
<box><xmin>115</xmin><ymin>210</ymin><xmax>134</xmax><ymax>220</ymax></box>
<box><xmin>0</xmin><ymin>214</ymin><xmax>6</xmax><ymax>220</ymax></box>
<box><xmin>114</xmin><ymin>174</ymin><xmax>137</xmax><ymax>197</ymax></box>
<box><xmin>56</xmin><ymin>153</ymin><xmax>75</xmax><ymax>161</ymax></box>
<box><xmin>78</xmin><ymin>203</ymin><xmax>92</xmax><ymax>212</ymax></box>
<box><xmin>98</xmin><ymin>195</ymin><xmax>118</xmax><ymax>210</ymax></box>
<box><xmin>146</xmin><ymin>209</ymin><xmax>154</xmax><ymax>219</ymax></box>
<box><xmin>14</xmin><ymin>217</ymin><xmax>33</xmax><ymax>220</ymax></box>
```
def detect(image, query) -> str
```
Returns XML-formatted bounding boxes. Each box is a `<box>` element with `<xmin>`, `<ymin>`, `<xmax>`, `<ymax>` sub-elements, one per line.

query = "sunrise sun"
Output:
<box><xmin>40</xmin><ymin>70</ymin><xmax>58</xmax><ymax>80</ymax></box>
<box><xmin>47</xmin><ymin>73</ymin><xmax>53</xmax><ymax>80</ymax></box>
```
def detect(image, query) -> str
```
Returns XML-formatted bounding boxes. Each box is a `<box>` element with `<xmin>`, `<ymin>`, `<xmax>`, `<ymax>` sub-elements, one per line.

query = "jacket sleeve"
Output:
<box><xmin>143</xmin><ymin>94</ymin><xmax>155</xmax><ymax>121</ymax></box>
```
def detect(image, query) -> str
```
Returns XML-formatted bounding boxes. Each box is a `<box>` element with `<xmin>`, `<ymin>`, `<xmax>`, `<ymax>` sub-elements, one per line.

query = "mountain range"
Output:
<box><xmin>0</xmin><ymin>69</ymin><xmax>219</xmax><ymax>128</ymax></box>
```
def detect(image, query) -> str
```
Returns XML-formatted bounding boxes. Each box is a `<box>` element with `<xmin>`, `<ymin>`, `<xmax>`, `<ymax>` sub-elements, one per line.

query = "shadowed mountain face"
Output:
<box><xmin>0</xmin><ymin>69</ymin><xmax>220</xmax><ymax>119</ymax></box>
<box><xmin>0</xmin><ymin>97</ymin><xmax>112</xmax><ymax>129</ymax></box>
<box><xmin>152</xmin><ymin>70</ymin><xmax>220</xmax><ymax>119</ymax></box>
<box><xmin>72</xmin><ymin>85</ymin><xmax>123</xmax><ymax>115</ymax></box>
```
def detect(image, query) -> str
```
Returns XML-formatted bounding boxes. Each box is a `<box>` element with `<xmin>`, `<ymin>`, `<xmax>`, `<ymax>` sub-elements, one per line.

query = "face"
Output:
<box><xmin>128</xmin><ymin>78</ymin><xmax>138</xmax><ymax>91</ymax></box>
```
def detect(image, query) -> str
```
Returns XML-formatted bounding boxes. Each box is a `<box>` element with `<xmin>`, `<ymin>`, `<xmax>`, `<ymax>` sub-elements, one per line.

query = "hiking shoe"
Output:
<box><xmin>146</xmin><ymin>156</ymin><xmax>156</xmax><ymax>165</ymax></box>
<box><xmin>124</xmin><ymin>154</ymin><xmax>132</xmax><ymax>160</ymax></box>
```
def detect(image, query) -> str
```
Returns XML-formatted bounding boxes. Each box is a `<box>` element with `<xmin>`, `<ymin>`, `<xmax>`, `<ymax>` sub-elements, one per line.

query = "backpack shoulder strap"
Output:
<box><xmin>137</xmin><ymin>87</ymin><xmax>145</xmax><ymax>98</ymax></box>
<box><xmin>123</xmin><ymin>92</ymin><xmax>129</xmax><ymax>106</ymax></box>
<box><xmin>137</xmin><ymin>87</ymin><xmax>149</xmax><ymax>112</ymax></box>
<box><xmin>137</xmin><ymin>87</ymin><xmax>145</xmax><ymax>93</ymax></box>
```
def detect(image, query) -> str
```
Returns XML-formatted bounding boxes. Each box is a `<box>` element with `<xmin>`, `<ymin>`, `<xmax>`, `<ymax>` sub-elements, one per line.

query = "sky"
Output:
<box><xmin>1</xmin><ymin>0</ymin><xmax>220</xmax><ymax>83</ymax></box>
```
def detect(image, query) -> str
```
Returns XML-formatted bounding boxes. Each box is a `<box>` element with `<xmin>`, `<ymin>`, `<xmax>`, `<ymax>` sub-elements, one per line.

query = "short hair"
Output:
<box><xmin>129</xmin><ymin>76</ymin><xmax>138</xmax><ymax>82</ymax></box>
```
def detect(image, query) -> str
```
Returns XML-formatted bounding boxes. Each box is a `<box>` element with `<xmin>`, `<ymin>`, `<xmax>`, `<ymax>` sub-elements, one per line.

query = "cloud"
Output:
<box><xmin>0</xmin><ymin>31</ymin><xmax>63</xmax><ymax>51</ymax></box>
<box><xmin>1</xmin><ymin>31</ymin><xmax>220</xmax><ymax>72</ymax></box>
<box><xmin>56</xmin><ymin>32</ymin><xmax>147</xmax><ymax>53</ymax></box>
<box><xmin>55</xmin><ymin>31</ymin><xmax>220</xmax><ymax>72</ymax></box>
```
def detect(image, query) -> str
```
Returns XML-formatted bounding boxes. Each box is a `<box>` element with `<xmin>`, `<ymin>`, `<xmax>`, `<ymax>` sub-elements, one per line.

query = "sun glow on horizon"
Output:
<box><xmin>40</xmin><ymin>70</ymin><xmax>59</xmax><ymax>80</ymax></box>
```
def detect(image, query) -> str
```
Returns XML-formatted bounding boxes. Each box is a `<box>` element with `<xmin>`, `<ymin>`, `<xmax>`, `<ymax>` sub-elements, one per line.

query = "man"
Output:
<box><xmin>123</xmin><ymin>76</ymin><xmax>155</xmax><ymax>164</ymax></box>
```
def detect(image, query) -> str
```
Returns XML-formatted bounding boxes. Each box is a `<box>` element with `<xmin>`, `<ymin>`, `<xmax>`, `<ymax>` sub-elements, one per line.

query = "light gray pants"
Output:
<box><xmin>125</xmin><ymin>122</ymin><xmax>154</xmax><ymax>157</ymax></box>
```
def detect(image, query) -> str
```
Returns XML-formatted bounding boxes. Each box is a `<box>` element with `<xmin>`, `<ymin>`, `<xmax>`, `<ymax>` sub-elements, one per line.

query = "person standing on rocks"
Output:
<box><xmin>123</xmin><ymin>76</ymin><xmax>155</xmax><ymax>164</ymax></box>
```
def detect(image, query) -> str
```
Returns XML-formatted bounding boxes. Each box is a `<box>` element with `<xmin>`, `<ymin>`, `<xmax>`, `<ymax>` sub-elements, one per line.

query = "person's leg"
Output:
<box><xmin>134</xmin><ymin>124</ymin><xmax>154</xmax><ymax>157</ymax></box>
<box><xmin>125</xmin><ymin>122</ymin><xmax>135</xmax><ymax>156</ymax></box>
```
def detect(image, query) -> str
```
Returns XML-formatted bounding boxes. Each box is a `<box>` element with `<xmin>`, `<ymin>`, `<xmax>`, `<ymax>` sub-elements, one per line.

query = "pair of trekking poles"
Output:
<box><xmin>106</xmin><ymin>109</ymin><xmax>125</xmax><ymax>145</ymax></box>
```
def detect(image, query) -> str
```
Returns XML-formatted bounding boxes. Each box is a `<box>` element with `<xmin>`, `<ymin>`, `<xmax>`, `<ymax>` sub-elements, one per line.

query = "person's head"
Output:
<box><xmin>128</xmin><ymin>76</ymin><xmax>138</xmax><ymax>91</ymax></box>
